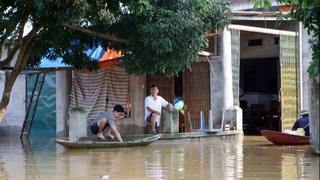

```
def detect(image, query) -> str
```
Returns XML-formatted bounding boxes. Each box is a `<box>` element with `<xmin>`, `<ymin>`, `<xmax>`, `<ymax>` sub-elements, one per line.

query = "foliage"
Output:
<box><xmin>109</xmin><ymin>0</ymin><xmax>230</xmax><ymax>76</ymax></box>
<box><xmin>0</xmin><ymin>0</ymin><xmax>230</xmax><ymax>123</ymax></box>
<box><xmin>1</xmin><ymin>0</ymin><xmax>231</xmax><ymax>77</ymax></box>
<box><xmin>253</xmin><ymin>0</ymin><xmax>320</xmax><ymax>78</ymax></box>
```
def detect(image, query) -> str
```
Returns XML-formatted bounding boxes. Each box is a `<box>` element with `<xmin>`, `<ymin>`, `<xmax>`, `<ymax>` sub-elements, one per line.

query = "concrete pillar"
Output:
<box><xmin>308</xmin><ymin>75</ymin><xmax>319</xmax><ymax>155</ymax></box>
<box><xmin>162</xmin><ymin>108</ymin><xmax>179</xmax><ymax>134</ymax></box>
<box><xmin>221</xmin><ymin>29</ymin><xmax>234</xmax><ymax>110</ymax></box>
<box><xmin>69</xmin><ymin>106</ymin><xmax>87</xmax><ymax>142</ymax></box>
<box><xmin>56</xmin><ymin>69</ymin><xmax>72</xmax><ymax>137</ymax></box>
<box><xmin>130</xmin><ymin>74</ymin><xmax>147</xmax><ymax>134</ymax></box>
<box><xmin>210</xmin><ymin>28</ymin><xmax>233</xmax><ymax>127</ymax></box>
<box><xmin>223</xmin><ymin>106</ymin><xmax>243</xmax><ymax>130</ymax></box>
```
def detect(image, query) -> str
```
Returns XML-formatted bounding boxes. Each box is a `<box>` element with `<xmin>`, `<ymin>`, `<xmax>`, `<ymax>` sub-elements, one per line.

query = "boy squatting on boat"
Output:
<box><xmin>90</xmin><ymin>105</ymin><xmax>125</xmax><ymax>142</ymax></box>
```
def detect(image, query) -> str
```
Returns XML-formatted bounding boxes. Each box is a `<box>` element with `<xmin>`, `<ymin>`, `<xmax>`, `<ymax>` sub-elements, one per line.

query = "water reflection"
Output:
<box><xmin>145</xmin><ymin>149</ymin><xmax>163</xmax><ymax>179</ymax></box>
<box><xmin>0</xmin><ymin>136</ymin><xmax>318</xmax><ymax>180</ymax></box>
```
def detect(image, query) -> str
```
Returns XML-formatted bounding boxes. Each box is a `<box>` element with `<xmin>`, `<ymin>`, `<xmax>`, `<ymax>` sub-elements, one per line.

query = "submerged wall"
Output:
<box><xmin>309</xmin><ymin>75</ymin><xmax>319</xmax><ymax>155</ymax></box>
<box><xmin>56</xmin><ymin>70</ymin><xmax>72</xmax><ymax>137</ymax></box>
<box><xmin>0</xmin><ymin>73</ymin><xmax>26</xmax><ymax>136</ymax></box>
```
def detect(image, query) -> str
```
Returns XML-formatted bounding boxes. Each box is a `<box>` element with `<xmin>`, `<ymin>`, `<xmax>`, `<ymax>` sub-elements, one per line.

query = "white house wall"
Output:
<box><xmin>240</xmin><ymin>31</ymin><xmax>280</xmax><ymax>59</ymax></box>
<box><xmin>0</xmin><ymin>72</ymin><xmax>26</xmax><ymax>136</ymax></box>
<box><xmin>0</xmin><ymin>44</ymin><xmax>25</xmax><ymax>136</ymax></box>
<box><xmin>300</xmin><ymin>25</ymin><xmax>313</xmax><ymax>109</ymax></box>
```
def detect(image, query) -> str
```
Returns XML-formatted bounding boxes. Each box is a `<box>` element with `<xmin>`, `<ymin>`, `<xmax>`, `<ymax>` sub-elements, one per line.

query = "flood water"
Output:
<box><xmin>0</xmin><ymin>135</ymin><xmax>319</xmax><ymax>180</ymax></box>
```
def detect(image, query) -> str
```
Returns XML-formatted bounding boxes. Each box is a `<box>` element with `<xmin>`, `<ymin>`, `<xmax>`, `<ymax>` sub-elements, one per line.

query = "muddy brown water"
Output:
<box><xmin>0</xmin><ymin>135</ymin><xmax>319</xmax><ymax>180</ymax></box>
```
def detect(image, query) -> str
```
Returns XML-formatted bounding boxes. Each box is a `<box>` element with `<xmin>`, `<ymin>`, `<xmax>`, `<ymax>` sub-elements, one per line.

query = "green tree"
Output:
<box><xmin>0</xmin><ymin>0</ymin><xmax>230</xmax><ymax>123</ymax></box>
<box><xmin>254</xmin><ymin>0</ymin><xmax>319</xmax><ymax>78</ymax></box>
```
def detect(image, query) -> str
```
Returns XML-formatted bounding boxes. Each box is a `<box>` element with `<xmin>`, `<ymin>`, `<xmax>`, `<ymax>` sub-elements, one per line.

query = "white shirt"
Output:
<box><xmin>145</xmin><ymin>95</ymin><xmax>169</xmax><ymax>125</ymax></box>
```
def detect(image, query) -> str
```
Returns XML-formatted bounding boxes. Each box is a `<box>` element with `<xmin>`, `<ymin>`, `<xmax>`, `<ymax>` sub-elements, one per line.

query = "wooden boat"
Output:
<box><xmin>260</xmin><ymin>130</ymin><xmax>310</xmax><ymax>145</ymax></box>
<box><xmin>53</xmin><ymin>134</ymin><xmax>162</xmax><ymax>149</ymax></box>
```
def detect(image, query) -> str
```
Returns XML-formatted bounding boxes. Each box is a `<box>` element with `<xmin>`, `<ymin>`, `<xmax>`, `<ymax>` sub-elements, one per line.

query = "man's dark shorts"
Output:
<box><xmin>146</xmin><ymin>113</ymin><xmax>159</xmax><ymax>132</ymax></box>
<box><xmin>90</xmin><ymin>122</ymin><xmax>109</xmax><ymax>134</ymax></box>
<box><xmin>146</xmin><ymin>113</ymin><xmax>153</xmax><ymax>125</ymax></box>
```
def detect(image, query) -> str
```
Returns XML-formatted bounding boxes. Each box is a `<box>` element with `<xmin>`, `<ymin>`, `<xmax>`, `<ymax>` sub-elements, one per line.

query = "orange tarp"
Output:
<box><xmin>83</xmin><ymin>49</ymin><xmax>123</xmax><ymax>73</ymax></box>
<box><xmin>98</xmin><ymin>49</ymin><xmax>123</xmax><ymax>62</ymax></box>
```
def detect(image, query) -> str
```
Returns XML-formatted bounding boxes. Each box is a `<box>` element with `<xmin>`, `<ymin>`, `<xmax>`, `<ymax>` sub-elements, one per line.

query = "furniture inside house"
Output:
<box><xmin>242</xmin><ymin>94</ymin><xmax>280</xmax><ymax>135</ymax></box>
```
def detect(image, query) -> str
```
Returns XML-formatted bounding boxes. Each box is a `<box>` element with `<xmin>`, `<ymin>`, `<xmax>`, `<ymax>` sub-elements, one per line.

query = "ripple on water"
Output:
<box><xmin>0</xmin><ymin>136</ymin><xmax>318</xmax><ymax>180</ymax></box>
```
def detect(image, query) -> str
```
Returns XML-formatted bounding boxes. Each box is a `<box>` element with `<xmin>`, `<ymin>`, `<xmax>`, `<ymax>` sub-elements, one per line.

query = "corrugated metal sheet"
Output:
<box><xmin>146</xmin><ymin>75</ymin><xmax>174</xmax><ymax>104</ymax></box>
<box><xmin>183</xmin><ymin>62</ymin><xmax>210</xmax><ymax>130</ymax></box>
<box><xmin>146</xmin><ymin>62</ymin><xmax>211</xmax><ymax>132</ymax></box>
<box><xmin>280</xmin><ymin>35</ymin><xmax>299</xmax><ymax>130</ymax></box>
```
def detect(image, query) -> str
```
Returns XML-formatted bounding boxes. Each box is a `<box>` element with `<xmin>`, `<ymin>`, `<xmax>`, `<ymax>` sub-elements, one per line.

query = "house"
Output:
<box><xmin>227</xmin><ymin>1</ymin><xmax>312</xmax><ymax>135</ymax></box>
<box><xmin>0</xmin><ymin>2</ymin><xmax>314</xmax><ymax>138</ymax></box>
<box><xmin>228</xmin><ymin>1</ymin><xmax>319</xmax><ymax>155</ymax></box>
<box><xmin>0</xmin><ymin>42</ymin><xmax>73</xmax><ymax>136</ymax></box>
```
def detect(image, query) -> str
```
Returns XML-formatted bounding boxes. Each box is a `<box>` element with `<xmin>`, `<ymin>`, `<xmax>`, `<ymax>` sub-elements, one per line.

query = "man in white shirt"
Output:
<box><xmin>145</xmin><ymin>84</ymin><xmax>173</xmax><ymax>134</ymax></box>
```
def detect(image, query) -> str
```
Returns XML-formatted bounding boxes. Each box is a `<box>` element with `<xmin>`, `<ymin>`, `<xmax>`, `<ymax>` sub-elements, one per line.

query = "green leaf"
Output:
<box><xmin>313</xmin><ymin>66</ymin><xmax>319</xmax><ymax>75</ymax></box>
<box><xmin>253</xmin><ymin>0</ymin><xmax>263</xmax><ymax>10</ymax></box>
<box><xmin>263</xmin><ymin>0</ymin><xmax>272</xmax><ymax>9</ymax></box>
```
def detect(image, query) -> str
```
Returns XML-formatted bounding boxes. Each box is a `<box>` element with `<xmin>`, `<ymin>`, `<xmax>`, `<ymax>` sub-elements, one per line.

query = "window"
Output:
<box><xmin>247</xmin><ymin>39</ymin><xmax>262</xmax><ymax>46</ymax></box>
<box><xmin>273</xmin><ymin>37</ymin><xmax>280</xmax><ymax>45</ymax></box>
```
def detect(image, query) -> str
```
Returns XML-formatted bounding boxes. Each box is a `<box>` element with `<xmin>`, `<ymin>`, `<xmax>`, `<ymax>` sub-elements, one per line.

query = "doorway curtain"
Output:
<box><xmin>231</xmin><ymin>29</ymin><xmax>241</xmax><ymax>106</ymax></box>
<box><xmin>69</xmin><ymin>65</ymin><xmax>130</xmax><ymax>121</ymax></box>
<box><xmin>280</xmin><ymin>35</ymin><xmax>299</xmax><ymax>130</ymax></box>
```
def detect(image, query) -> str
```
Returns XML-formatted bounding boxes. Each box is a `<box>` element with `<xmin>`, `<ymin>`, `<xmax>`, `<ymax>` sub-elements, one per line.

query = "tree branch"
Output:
<box><xmin>0</xmin><ymin>22</ymin><xmax>42</xmax><ymax>68</ymax></box>
<box><xmin>0</xmin><ymin>45</ymin><xmax>19</xmax><ymax>69</ymax></box>
<box><xmin>0</xmin><ymin>22</ymin><xmax>8</xmax><ymax>32</ymax></box>
<box><xmin>18</xmin><ymin>39</ymin><xmax>33</xmax><ymax>70</ymax></box>
<box><xmin>58</xmin><ymin>22</ymin><xmax>127</xmax><ymax>43</ymax></box>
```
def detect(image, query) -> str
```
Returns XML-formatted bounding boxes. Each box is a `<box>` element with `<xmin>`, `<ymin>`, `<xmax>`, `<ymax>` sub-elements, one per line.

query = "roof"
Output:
<box><xmin>3</xmin><ymin>45</ymin><xmax>123</xmax><ymax>73</ymax></box>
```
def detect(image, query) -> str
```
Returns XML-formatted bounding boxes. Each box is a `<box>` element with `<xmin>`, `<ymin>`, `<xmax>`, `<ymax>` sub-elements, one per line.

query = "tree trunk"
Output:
<box><xmin>0</xmin><ymin>42</ymin><xmax>32</xmax><ymax>123</ymax></box>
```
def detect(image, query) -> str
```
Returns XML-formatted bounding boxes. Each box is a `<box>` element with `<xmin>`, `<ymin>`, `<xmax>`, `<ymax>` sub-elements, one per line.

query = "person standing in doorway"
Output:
<box><xmin>90</xmin><ymin>104</ymin><xmax>125</xmax><ymax>142</ymax></box>
<box><xmin>145</xmin><ymin>84</ymin><xmax>173</xmax><ymax>134</ymax></box>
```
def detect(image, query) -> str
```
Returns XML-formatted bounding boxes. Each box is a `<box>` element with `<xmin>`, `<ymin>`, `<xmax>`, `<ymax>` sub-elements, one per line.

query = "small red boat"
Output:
<box><xmin>260</xmin><ymin>130</ymin><xmax>310</xmax><ymax>145</ymax></box>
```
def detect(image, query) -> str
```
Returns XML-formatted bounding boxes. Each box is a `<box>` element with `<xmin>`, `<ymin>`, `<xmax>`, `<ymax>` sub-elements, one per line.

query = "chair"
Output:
<box><xmin>179</xmin><ymin>111</ymin><xmax>185</xmax><ymax>132</ymax></box>
<box><xmin>251</xmin><ymin>104</ymin><xmax>265</xmax><ymax>119</ymax></box>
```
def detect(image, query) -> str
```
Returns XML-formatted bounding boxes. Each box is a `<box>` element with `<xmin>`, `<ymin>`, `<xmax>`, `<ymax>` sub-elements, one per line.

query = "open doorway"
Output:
<box><xmin>174</xmin><ymin>72</ymin><xmax>185</xmax><ymax>132</ymax></box>
<box><xmin>240</xmin><ymin>57</ymin><xmax>281</xmax><ymax>135</ymax></box>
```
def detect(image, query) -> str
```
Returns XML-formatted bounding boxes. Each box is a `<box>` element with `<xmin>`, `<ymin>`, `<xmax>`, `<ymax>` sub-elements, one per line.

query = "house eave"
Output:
<box><xmin>231</xmin><ymin>10</ymin><xmax>288</xmax><ymax>21</ymax></box>
<box><xmin>1</xmin><ymin>66</ymin><xmax>74</xmax><ymax>74</ymax></box>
